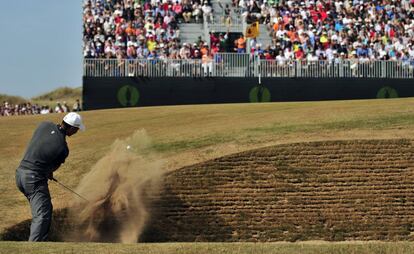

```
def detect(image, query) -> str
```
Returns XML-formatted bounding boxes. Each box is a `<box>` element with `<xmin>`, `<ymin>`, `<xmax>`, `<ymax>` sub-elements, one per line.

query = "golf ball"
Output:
<box><xmin>126</xmin><ymin>145</ymin><xmax>131</xmax><ymax>150</ymax></box>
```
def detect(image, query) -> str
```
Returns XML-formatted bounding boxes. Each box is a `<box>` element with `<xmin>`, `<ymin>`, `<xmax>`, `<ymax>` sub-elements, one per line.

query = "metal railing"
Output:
<box><xmin>258</xmin><ymin>60</ymin><xmax>414</xmax><ymax>78</ymax></box>
<box><xmin>84</xmin><ymin>55</ymin><xmax>414</xmax><ymax>79</ymax></box>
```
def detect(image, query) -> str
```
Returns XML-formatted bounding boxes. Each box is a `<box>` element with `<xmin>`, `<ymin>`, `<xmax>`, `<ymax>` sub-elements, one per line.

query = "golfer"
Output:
<box><xmin>15</xmin><ymin>112</ymin><xmax>85</xmax><ymax>241</ymax></box>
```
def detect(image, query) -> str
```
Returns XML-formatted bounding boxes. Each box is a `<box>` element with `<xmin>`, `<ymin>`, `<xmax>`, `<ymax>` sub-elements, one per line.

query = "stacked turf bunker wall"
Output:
<box><xmin>141</xmin><ymin>139</ymin><xmax>414</xmax><ymax>242</ymax></box>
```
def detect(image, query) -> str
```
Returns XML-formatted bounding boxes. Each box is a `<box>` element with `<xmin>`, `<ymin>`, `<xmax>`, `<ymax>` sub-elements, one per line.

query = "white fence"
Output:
<box><xmin>84</xmin><ymin>55</ymin><xmax>414</xmax><ymax>79</ymax></box>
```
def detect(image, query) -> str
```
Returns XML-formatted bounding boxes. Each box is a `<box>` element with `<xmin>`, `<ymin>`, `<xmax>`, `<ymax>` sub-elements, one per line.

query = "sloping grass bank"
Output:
<box><xmin>0</xmin><ymin>98</ymin><xmax>413</xmax><ymax>245</ymax></box>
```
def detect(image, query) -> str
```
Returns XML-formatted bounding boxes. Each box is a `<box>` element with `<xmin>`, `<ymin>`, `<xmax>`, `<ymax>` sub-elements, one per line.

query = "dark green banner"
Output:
<box><xmin>83</xmin><ymin>77</ymin><xmax>414</xmax><ymax>110</ymax></box>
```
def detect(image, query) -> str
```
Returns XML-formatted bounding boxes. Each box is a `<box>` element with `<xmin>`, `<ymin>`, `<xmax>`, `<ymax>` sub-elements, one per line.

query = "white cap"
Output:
<box><xmin>63</xmin><ymin>112</ymin><xmax>85</xmax><ymax>131</ymax></box>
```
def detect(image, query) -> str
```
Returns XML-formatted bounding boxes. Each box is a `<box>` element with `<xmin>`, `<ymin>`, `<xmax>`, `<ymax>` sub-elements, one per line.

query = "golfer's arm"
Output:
<box><xmin>49</xmin><ymin>149</ymin><xmax>68</xmax><ymax>179</ymax></box>
<box><xmin>48</xmin><ymin>164</ymin><xmax>60</xmax><ymax>180</ymax></box>
<box><xmin>54</xmin><ymin>147</ymin><xmax>69</xmax><ymax>171</ymax></box>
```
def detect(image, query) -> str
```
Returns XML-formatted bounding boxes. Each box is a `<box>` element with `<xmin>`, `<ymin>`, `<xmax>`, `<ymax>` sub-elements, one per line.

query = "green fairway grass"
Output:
<box><xmin>1</xmin><ymin>241</ymin><xmax>414</xmax><ymax>254</ymax></box>
<box><xmin>0</xmin><ymin>98</ymin><xmax>413</xmax><ymax>252</ymax></box>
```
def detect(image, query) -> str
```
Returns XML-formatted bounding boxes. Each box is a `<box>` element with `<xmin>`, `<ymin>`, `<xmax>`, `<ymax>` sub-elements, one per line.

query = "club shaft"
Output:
<box><xmin>52</xmin><ymin>179</ymin><xmax>89</xmax><ymax>202</ymax></box>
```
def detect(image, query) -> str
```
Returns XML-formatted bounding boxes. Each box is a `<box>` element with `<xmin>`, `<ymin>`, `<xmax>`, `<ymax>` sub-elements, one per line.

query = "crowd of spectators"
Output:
<box><xmin>84</xmin><ymin>0</ymin><xmax>185</xmax><ymax>59</ymax></box>
<box><xmin>1</xmin><ymin>100</ymin><xmax>82</xmax><ymax>117</ymax></box>
<box><xmin>240</xmin><ymin>0</ymin><xmax>414</xmax><ymax>63</ymax></box>
<box><xmin>83</xmin><ymin>0</ymin><xmax>414</xmax><ymax>66</ymax></box>
<box><xmin>83</xmin><ymin>0</ymin><xmax>240</xmax><ymax>63</ymax></box>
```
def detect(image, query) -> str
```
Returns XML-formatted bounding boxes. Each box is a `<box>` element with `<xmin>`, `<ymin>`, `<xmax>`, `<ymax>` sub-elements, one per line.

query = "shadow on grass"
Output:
<box><xmin>0</xmin><ymin>208</ymin><xmax>70</xmax><ymax>241</ymax></box>
<box><xmin>1</xmin><ymin>187</ymin><xmax>233</xmax><ymax>242</ymax></box>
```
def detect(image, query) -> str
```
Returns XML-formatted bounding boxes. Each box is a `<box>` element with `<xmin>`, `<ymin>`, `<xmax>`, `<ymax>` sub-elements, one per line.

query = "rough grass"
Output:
<box><xmin>31</xmin><ymin>87</ymin><xmax>81</xmax><ymax>101</ymax></box>
<box><xmin>31</xmin><ymin>87</ymin><xmax>82</xmax><ymax>108</ymax></box>
<box><xmin>0</xmin><ymin>94</ymin><xmax>26</xmax><ymax>105</ymax></box>
<box><xmin>0</xmin><ymin>98</ymin><xmax>414</xmax><ymax>251</ymax></box>
<box><xmin>0</xmin><ymin>87</ymin><xmax>81</xmax><ymax>108</ymax></box>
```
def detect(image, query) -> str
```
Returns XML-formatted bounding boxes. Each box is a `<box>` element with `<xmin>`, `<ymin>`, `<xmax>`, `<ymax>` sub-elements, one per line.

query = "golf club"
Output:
<box><xmin>51</xmin><ymin>177</ymin><xmax>89</xmax><ymax>202</ymax></box>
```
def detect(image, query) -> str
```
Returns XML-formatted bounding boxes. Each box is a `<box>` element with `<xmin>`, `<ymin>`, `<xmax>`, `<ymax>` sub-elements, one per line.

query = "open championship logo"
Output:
<box><xmin>376</xmin><ymin>86</ymin><xmax>398</xmax><ymax>99</ymax></box>
<box><xmin>117</xmin><ymin>85</ymin><xmax>140</xmax><ymax>107</ymax></box>
<box><xmin>249</xmin><ymin>85</ymin><xmax>271</xmax><ymax>103</ymax></box>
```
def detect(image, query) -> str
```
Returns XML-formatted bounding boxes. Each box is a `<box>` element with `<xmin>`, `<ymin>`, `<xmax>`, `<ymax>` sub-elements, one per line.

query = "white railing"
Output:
<box><xmin>84</xmin><ymin>56</ymin><xmax>414</xmax><ymax>79</ymax></box>
<box><xmin>258</xmin><ymin>60</ymin><xmax>414</xmax><ymax>78</ymax></box>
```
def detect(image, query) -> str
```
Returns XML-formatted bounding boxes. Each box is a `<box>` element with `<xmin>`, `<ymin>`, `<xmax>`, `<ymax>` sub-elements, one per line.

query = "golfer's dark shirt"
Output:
<box><xmin>19</xmin><ymin>122</ymin><xmax>69</xmax><ymax>177</ymax></box>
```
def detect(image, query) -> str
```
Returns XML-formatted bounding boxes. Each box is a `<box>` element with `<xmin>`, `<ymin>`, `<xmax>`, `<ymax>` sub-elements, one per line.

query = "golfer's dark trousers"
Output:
<box><xmin>15</xmin><ymin>167</ymin><xmax>52</xmax><ymax>242</ymax></box>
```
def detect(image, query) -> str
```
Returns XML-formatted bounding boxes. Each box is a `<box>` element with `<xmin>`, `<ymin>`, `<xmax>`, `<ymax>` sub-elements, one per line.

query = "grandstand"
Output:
<box><xmin>82</xmin><ymin>0</ymin><xmax>414</xmax><ymax>110</ymax></box>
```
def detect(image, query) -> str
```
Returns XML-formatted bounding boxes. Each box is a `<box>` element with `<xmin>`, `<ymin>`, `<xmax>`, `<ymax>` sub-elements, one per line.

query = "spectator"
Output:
<box><xmin>249</xmin><ymin>1</ymin><xmax>261</xmax><ymax>21</ymax></box>
<box><xmin>201</xmin><ymin>3</ymin><xmax>213</xmax><ymax>23</ymax></box>
<box><xmin>62</xmin><ymin>102</ymin><xmax>70</xmax><ymax>112</ymax></box>
<box><xmin>235</xmin><ymin>34</ymin><xmax>246</xmax><ymax>53</ymax></box>
<box><xmin>54</xmin><ymin>102</ymin><xmax>64</xmax><ymax>113</ymax></box>
<box><xmin>179</xmin><ymin>43</ymin><xmax>191</xmax><ymax>59</ymax></box>
<box><xmin>201</xmin><ymin>42</ymin><xmax>209</xmax><ymax>56</ymax></box>
<box><xmin>182</xmin><ymin>1</ymin><xmax>193</xmax><ymax>23</ymax></box>
<box><xmin>210</xmin><ymin>32</ymin><xmax>219</xmax><ymax>46</ymax></box>
<box><xmin>172</xmin><ymin>1</ymin><xmax>183</xmax><ymax>21</ymax></box>
<box><xmin>192</xmin><ymin>2</ymin><xmax>202</xmax><ymax>23</ymax></box>
<box><xmin>0</xmin><ymin>101</ymin><xmax>64</xmax><ymax>117</ymax></box>
<box><xmin>202</xmin><ymin>51</ymin><xmax>213</xmax><ymax>76</ymax></box>
<box><xmin>41</xmin><ymin>106</ymin><xmax>50</xmax><ymax>115</ymax></box>
<box><xmin>222</xmin><ymin>4</ymin><xmax>232</xmax><ymax>26</ymax></box>
<box><xmin>2</xmin><ymin>101</ymin><xmax>10</xmax><ymax>116</ymax></box>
